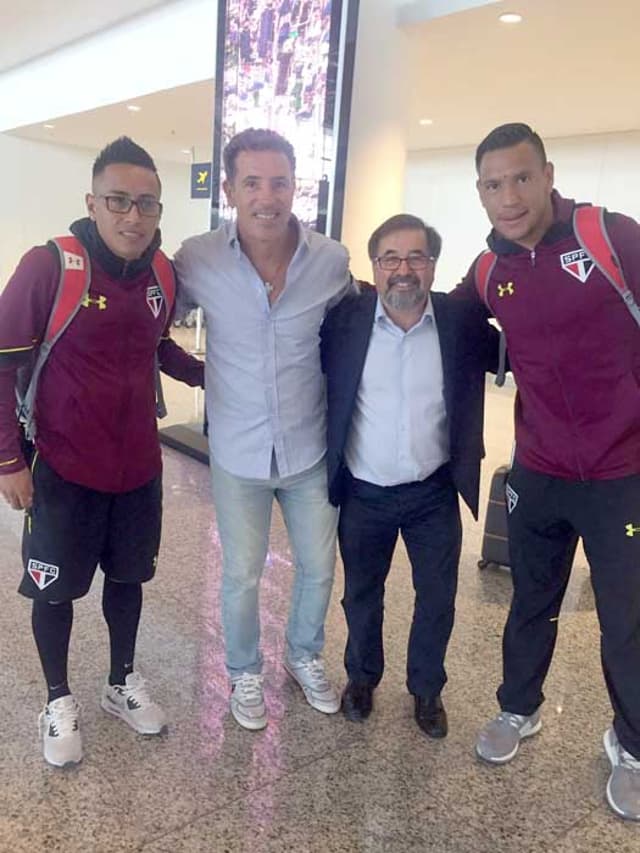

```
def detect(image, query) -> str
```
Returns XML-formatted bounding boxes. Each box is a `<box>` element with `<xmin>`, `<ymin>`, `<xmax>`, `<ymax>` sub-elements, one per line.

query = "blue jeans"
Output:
<box><xmin>210</xmin><ymin>457</ymin><xmax>338</xmax><ymax>678</ymax></box>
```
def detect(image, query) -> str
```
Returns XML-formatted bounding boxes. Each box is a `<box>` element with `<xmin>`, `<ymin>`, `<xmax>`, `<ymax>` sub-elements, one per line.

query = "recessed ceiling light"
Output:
<box><xmin>499</xmin><ymin>13</ymin><xmax>523</xmax><ymax>24</ymax></box>
<box><xmin>43</xmin><ymin>123</ymin><xmax>55</xmax><ymax>129</ymax></box>
<box><xmin>126</xmin><ymin>104</ymin><xmax>141</xmax><ymax>112</ymax></box>
<box><xmin>419</xmin><ymin>118</ymin><xmax>434</xmax><ymax>126</ymax></box>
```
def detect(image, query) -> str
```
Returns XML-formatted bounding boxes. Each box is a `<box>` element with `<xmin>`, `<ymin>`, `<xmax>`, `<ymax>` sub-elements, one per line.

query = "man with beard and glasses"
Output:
<box><xmin>320</xmin><ymin>214</ymin><xmax>498</xmax><ymax>736</ymax></box>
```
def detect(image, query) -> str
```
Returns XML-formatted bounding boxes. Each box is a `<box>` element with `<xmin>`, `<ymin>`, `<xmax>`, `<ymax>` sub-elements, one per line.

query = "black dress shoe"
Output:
<box><xmin>414</xmin><ymin>694</ymin><xmax>448</xmax><ymax>738</ymax></box>
<box><xmin>341</xmin><ymin>681</ymin><xmax>374</xmax><ymax>722</ymax></box>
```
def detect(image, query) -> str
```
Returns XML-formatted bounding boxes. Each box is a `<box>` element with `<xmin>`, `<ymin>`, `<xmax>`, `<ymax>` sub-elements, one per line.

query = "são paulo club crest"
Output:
<box><xmin>146</xmin><ymin>284</ymin><xmax>164</xmax><ymax>318</ymax></box>
<box><xmin>560</xmin><ymin>249</ymin><xmax>595</xmax><ymax>283</ymax></box>
<box><xmin>27</xmin><ymin>559</ymin><xmax>59</xmax><ymax>590</ymax></box>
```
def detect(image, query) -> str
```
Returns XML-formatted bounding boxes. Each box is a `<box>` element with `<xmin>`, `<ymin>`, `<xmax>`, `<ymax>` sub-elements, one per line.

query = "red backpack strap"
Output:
<box><xmin>573</xmin><ymin>205</ymin><xmax>640</xmax><ymax>328</ymax></box>
<box><xmin>46</xmin><ymin>236</ymin><xmax>92</xmax><ymax>343</ymax></box>
<box><xmin>474</xmin><ymin>250</ymin><xmax>497</xmax><ymax>311</ymax></box>
<box><xmin>151</xmin><ymin>250</ymin><xmax>176</xmax><ymax>322</ymax></box>
<box><xmin>20</xmin><ymin>236</ymin><xmax>91</xmax><ymax>439</ymax></box>
<box><xmin>573</xmin><ymin>206</ymin><xmax>624</xmax><ymax>290</ymax></box>
<box><xmin>473</xmin><ymin>250</ymin><xmax>508</xmax><ymax>387</ymax></box>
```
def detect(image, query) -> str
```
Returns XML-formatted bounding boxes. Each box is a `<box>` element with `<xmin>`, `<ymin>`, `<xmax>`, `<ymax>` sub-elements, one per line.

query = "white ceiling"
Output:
<box><xmin>0</xmin><ymin>0</ymin><xmax>172</xmax><ymax>72</ymax></box>
<box><xmin>5</xmin><ymin>0</ymin><xmax>640</xmax><ymax>161</ymax></box>
<box><xmin>13</xmin><ymin>80</ymin><xmax>216</xmax><ymax>164</ymax></box>
<box><xmin>403</xmin><ymin>0</ymin><xmax>640</xmax><ymax>149</ymax></box>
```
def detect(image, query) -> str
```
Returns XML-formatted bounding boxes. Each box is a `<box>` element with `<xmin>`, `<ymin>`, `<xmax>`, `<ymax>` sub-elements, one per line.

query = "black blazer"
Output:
<box><xmin>320</xmin><ymin>284</ymin><xmax>499</xmax><ymax>518</ymax></box>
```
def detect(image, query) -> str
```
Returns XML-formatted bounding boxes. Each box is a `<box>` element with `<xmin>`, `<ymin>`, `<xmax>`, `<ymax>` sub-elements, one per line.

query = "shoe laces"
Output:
<box><xmin>298</xmin><ymin>657</ymin><xmax>329</xmax><ymax>689</ymax></box>
<box><xmin>496</xmin><ymin>711</ymin><xmax>530</xmax><ymax>730</ymax></box>
<box><xmin>233</xmin><ymin>674</ymin><xmax>264</xmax><ymax>703</ymax></box>
<box><xmin>119</xmin><ymin>673</ymin><xmax>152</xmax><ymax>710</ymax></box>
<box><xmin>47</xmin><ymin>697</ymin><xmax>80</xmax><ymax>737</ymax></box>
<box><xmin>619</xmin><ymin>745</ymin><xmax>640</xmax><ymax>772</ymax></box>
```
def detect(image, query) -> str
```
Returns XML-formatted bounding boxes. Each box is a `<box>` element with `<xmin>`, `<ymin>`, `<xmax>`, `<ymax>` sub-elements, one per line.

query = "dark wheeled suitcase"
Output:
<box><xmin>478</xmin><ymin>465</ymin><xmax>511</xmax><ymax>570</ymax></box>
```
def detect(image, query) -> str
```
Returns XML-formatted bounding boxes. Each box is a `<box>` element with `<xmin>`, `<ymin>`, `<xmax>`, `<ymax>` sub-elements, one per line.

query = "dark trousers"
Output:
<box><xmin>499</xmin><ymin>462</ymin><xmax>640</xmax><ymax>758</ymax></box>
<box><xmin>338</xmin><ymin>464</ymin><xmax>462</xmax><ymax>698</ymax></box>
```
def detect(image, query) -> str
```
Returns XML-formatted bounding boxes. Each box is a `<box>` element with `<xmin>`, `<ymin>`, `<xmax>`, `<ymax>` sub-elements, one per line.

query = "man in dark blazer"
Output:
<box><xmin>320</xmin><ymin>214</ymin><xmax>498</xmax><ymax>737</ymax></box>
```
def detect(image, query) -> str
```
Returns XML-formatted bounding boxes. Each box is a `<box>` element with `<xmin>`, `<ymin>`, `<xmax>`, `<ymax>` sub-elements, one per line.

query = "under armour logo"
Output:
<box><xmin>497</xmin><ymin>282</ymin><xmax>515</xmax><ymax>297</ymax></box>
<box><xmin>63</xmin><ymin>251</ymin><xmax>85</xmax><ymax>271</ymax></box>
<box><xmin>625</xmin><ymin>523</ymin><xmax>640</xmax><ymax>537</ymax></box>
<box><xmin>81</xmin><ymin>294</ymin><xmax>107</xmax><ymax>310</ymax></box>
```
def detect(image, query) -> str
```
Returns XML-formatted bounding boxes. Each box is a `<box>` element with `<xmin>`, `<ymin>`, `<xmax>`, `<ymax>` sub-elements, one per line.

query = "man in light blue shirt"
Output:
<box><xmin>175</xmin><ymin>129</ymin><xmax>350</xmax><ymax>730</ymax></box>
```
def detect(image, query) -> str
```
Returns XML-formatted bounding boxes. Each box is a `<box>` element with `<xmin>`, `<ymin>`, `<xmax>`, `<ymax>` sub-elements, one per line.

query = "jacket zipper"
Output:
<box><xmin>532</xmin><ymin>248</ymin><xmax>585</xmax><ymax>480</ymax></box>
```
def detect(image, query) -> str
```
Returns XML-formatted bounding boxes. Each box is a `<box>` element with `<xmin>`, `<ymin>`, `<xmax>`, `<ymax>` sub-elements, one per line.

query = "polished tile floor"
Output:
<box><xmin>1</xmin><ymin>379</ymin><xmax>638</xmax><ymax>852</ymax></box>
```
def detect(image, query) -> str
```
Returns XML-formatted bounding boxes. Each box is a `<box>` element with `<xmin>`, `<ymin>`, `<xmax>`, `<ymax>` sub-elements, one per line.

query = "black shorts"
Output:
<box><xmin>19</xmin><ymin>454</ymin><xmax>162</xmax><ymax>602</ymax></box>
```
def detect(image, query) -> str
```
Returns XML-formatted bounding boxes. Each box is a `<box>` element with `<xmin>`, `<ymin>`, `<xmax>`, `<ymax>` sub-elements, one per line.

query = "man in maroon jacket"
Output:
<box><xmin>0</xmin><ymin>137</ymin><xmax>204</xmax><ymax>768</ymax></box>
<box><xmin>455</xmin><ymin>122</ymin><xmax>640</xmax><ymax>821</ymax></box>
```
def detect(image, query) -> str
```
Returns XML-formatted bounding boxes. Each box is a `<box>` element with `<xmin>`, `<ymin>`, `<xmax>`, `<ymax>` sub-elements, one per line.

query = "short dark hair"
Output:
<box><xmin>92</xmin><ymin>136</ymin><xmax>158</xmax><ymax>182</ymax></box>
<box><xmin>223</xmin><ymin>128</ymin><xmax>296</xmax><ymax>181</ymax></box>
<box><xmin>367</xmin><ymin>214</ymin><xmax>442</xmax><ymax>262</ymax></box>
<box><xmin>475</xmin><ymin>122</ymin><xmax>547</xmax><ymax>172</ymax></box>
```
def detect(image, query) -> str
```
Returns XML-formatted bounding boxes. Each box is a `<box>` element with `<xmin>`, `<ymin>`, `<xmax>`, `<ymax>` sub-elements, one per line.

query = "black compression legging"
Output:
<box><xmin>32</xmin><ymin>579</ymin><xmax>143</xmax><ymax>703</ymax></box>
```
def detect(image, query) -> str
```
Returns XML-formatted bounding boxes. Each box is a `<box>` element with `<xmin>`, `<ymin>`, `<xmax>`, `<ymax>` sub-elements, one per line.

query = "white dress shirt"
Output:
<box><xmin>345</xmin><ymin>295</ymin><xmax>449</xmax><ymax>486</ymax></box>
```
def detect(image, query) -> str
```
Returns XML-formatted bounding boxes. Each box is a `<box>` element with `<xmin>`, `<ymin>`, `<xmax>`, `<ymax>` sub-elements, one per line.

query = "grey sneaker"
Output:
<box><xmin>476</xmin><ymin>710</ymin><xmax>542</xmax><ymax>764</ymax></box>
<box><xmin>230</xmin><ymin>673</ymin><xmax>267</xmax><ymax>731</ymax></box>
<box><xmin>39</xmin><ymin>694</ymin><xmax>82</xmax><ymax>768</ymax></box>
<box><xmin>604</xmin><ymin>728</ymin><xmax>640</xmax><ymax>821</ymax></box>
<box><xmin>284</xmin><ymin>656</ymin><xmax>339</xmax><ymax>714</ymax></box>
<box><xmin>101</xmin><ymin>672</ymin><xmax>167</xmax><ymax>735</ymax></box>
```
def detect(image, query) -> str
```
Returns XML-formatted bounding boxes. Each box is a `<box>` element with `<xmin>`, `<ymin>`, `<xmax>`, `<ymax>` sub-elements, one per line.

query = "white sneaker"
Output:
<box><xmin>101</xmin><ymin>672</ymin><xmax>167</xmax><ymax>735</ymax></box>
<box><xmin>230</xmin><ymin>673</ymin><xmax>267</xmax><ymax>731</ymax></box>
<box><xmin>284</xmin><ymin>657</ymin><xmax>340</xmax><ymax>714</ymax></box>
<box><xmin>39</xmin><ymin>694</ymin><xmax>82</xmax><ymax>768</ymax></box>
<box><xmin>604</xmin><ymin>728</ymin><xmax>640</xmax><ymax>821</ymax></box>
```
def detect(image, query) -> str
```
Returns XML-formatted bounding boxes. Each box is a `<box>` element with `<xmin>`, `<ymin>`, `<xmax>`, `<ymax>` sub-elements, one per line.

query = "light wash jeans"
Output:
<box><xmin>210</xmin><ymin>457</ymin><xmax>338</xmax><ymax>678</ymax></box>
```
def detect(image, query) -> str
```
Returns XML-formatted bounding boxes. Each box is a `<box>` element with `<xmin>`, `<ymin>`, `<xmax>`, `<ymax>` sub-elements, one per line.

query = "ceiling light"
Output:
<box><xmin>419</xmin><ymin>118</ymin><xmax>433</xmax><ymax>126</ymax></box>
<box><xmin>43</xmin><ymin>123</ymin><xmax>55</xmax><ymax>129</ymax></box>
<box><xmin>499</xmin><ymin>13</ymin><xmax>523</xmax><ymax>24</ymax></box>
<box><xmin>126</xmin><ymin>104</ymin><xmax>141</xmax><ymax>112</ymax></box>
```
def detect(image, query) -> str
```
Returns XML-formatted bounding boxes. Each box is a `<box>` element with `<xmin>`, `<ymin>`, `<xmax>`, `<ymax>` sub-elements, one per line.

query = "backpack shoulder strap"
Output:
<box><xmin>474</xmin><ymin>250</ymin><xmax>497</xmax><ymax>311</ymax></box>
<box><xmin>45</xmin><ymin>236</ymin><xmax>92</xmax><ymax>342</ymax></box>
<box><xmin>573</xmin><ymin>205</ymin><xmax>640</xmax><ymax>328</ymax></box>
<box><xmin>151</xmin><ymin>250</ymin><xmax>176</xmax><ymax>320</ymax></box>
<box><xmin>472</xmin><ymin>250</ymin><xmax>507</xmax><ymax>386</ymax></box>
<box><xmin>20</xmin><ymin>236</ymin><xmax>91</xmax><ymax>439</ymax></box>
<box><xmin>150</xmin><ymin>250</ymin><xmax>177</xmax><ymax>420</ymax></box>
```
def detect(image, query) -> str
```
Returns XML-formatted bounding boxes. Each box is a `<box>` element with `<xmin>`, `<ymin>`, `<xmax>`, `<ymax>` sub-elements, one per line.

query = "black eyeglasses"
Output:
<box><xmin>98</xmin><ymin>194</ymin><xmax>163</xmax><ymax>217</ymax></box>
<box><xmin>374</xmin><ymin>253</ymin><xmax>435</xmax><ymax>272</ymax></box>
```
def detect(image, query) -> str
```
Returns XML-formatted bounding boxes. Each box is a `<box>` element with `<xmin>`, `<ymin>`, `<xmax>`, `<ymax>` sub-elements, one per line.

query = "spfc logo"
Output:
<box><xmin>146</xmin><ymin>285</ymin><xmax>164</xmax><ymax>318</ymax></box>
<box><xmin>505</xmin><ymin>483</ymin><xmax>519</xmax><ymax>514</ymax></box>
<box><xmin>27</xmin><ymin>559</ymin><xmax>59</xmax><ymax>590</ymax></box>
<box><xmin>560</xmin><ymin>249</ymin><xmax>594</xmax><ymax>283</ymax></box>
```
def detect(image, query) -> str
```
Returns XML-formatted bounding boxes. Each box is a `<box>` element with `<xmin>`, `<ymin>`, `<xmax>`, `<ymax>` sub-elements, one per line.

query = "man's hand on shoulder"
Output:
<box><xmin>0</xmin><ymin>467</ymin><xmax>33</xmax><ymax>510</ymax></box>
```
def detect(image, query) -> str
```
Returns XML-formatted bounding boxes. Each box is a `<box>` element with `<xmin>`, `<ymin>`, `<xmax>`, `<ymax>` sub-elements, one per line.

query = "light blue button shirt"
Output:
<box><xmin>345</xmin><ymin>295</ymin><xmax>449</xmax><ymax>486</ymax></box>
<box><xmin>174</xmin><ymin>219</ymin><xmax>351</xmax><ymax>479</ymax></box>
